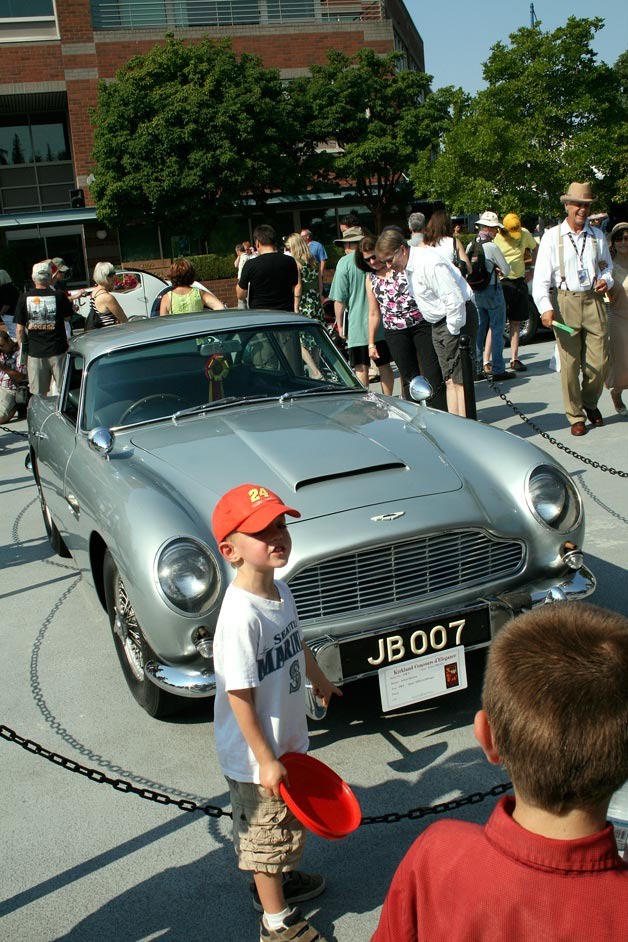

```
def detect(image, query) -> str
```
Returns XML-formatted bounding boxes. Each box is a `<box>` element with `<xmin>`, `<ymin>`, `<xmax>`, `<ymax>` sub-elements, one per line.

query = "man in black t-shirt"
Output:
<box><xmin>237</xmin><ymin>224</ymin><xmax>300</xmax><ymax>312</ymax></box>
<box><xmin>15</xmin><ymin>261</ymin><xmax>73</xmax><ymax>396</ymax></box>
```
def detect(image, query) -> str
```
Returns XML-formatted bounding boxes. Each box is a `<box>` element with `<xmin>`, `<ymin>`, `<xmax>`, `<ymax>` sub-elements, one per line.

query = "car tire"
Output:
<box><xmin>103</xmin><ymin>550</ymin><xmax>182</xmax><ymax>718</ymax></box>
<box><xmin>33</xmin><ymin>456</ymin><xmax>72</xmax><ymax>558</ymax></box>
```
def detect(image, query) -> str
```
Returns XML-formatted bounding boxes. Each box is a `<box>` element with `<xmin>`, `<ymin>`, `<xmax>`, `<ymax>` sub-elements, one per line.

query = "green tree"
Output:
<box><xmin>414</xmin><ymin>17</ymin><xmax>627</xmax><ymax>218</ymax></box>
<box><xmin>90</xmin><ymin>36</ymin><xmax>308</xmax><ymax>230</ymax></box>
<box><xmin>296</xmin><ymin>49</ymin><xmax>446</xmax><ymax>230</ymax></box>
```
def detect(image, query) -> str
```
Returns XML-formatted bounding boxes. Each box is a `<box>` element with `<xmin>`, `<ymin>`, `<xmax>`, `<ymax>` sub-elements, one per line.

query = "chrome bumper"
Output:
<box><xmin>303</xmin><ymin>563</ymin><xmax>597</xmax><ymax>720</ymax></box>
<box><xmin>143</xmin><ymin>564</ymin><xmax>596</xmax><ymax>706</ymax></box>
<box><xmin>144</xmin><ymin>660</ymin><xmax>216</xmax><ymax>698</ymax></box>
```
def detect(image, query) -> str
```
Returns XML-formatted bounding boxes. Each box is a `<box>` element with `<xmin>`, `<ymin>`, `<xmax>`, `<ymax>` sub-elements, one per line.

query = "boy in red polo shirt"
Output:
<box><xmin>372</xmin><ymin>602</ymin><xmax>628</xmax><ymax>942</ymax></box>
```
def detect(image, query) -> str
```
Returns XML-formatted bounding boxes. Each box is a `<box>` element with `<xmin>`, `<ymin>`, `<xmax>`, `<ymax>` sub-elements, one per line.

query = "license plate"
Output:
<box><xmin>339</xmin><ymin>606</ymin><xmax>490</xmax><ymax>677</ymax></box>
<box><xmin>378</xmin><ymin>645</ymin><xmax>468</xmax><ymax>712</ymax></box>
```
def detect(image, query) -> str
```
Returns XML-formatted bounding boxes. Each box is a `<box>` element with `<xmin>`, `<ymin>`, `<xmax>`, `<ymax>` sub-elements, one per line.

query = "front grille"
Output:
<box><xmin>288</xmin><ymin>530</ymin><xmax>525</xmax><ymax>623</ymax></box>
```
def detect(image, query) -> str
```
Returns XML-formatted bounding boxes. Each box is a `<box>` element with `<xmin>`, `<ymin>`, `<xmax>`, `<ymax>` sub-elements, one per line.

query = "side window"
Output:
<box><xmin>61</xmin><ymin>354</ymin><xmax>84</xmax><ymax>425</ymax></box>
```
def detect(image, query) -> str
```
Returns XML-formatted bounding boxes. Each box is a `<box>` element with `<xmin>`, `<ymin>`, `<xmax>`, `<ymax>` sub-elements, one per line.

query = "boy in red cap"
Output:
<box><xmin>211</xmin><ymin>483</ymin><xmax>342</xmax><ymax>942</ymax></box>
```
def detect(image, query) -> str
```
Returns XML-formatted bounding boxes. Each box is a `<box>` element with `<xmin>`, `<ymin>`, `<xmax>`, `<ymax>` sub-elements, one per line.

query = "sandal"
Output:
<box><xmin>510</xmin><ymin>359</ymin><xmax>527</xmax><ymax>371</ymax></box>
<box><xmin>260</xmin><ymin>907</ymin><xmax>328</xmax><ymax>942</ymax></box>
<box><xmin>483</xmin><ymin>363</ymin><xmax>492</xmax><ymax>374</ymax></box>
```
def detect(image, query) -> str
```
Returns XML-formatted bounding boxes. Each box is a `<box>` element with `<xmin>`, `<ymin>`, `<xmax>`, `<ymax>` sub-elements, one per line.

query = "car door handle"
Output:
<box><xmin>34</xmin><ymin>431</ymin><xmax>48</xmax><ymax>440</ymax></box>
<box><xmin>66</xmin><ymin>494</ymin><xmax>80</xmax><ymax>517</ymax></box>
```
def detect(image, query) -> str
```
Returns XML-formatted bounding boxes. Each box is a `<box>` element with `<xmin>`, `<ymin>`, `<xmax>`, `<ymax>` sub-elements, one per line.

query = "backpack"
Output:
<box><xmin>466</xmin><ymin>239</ymin><xmax>493</xmax><ymax>291</ymax></box>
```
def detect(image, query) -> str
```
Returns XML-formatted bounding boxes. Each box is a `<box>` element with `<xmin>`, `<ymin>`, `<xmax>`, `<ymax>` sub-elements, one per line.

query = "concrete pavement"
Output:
<box><xmin>1</xmin><ymin>336</ymin><xmax>626</xmax><ymax>941</ymax></box>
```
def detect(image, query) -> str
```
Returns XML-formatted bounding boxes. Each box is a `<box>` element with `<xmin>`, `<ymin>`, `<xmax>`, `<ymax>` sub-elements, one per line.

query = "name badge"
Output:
<box><xmin>577</xmin><ymin>268</ymin><xmax>591</xmax><ymax>288</ymax></box>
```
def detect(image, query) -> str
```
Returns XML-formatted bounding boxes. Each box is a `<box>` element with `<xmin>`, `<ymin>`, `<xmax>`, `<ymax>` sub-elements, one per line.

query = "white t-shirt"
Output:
<box><xmin>213</xmin><ymin>580</ymin><xmax>308</xmax><ymax>783</ymax></box>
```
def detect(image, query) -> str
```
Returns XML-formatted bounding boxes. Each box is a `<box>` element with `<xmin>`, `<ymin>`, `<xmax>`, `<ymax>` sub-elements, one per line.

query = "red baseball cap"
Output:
<box><xmin>212</xmin><ymin>484</ymin><xmax>300</xmax><ymax>543</ymax></box>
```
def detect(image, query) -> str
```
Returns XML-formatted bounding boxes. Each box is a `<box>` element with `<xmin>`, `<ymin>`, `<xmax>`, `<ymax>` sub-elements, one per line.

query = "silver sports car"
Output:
<box><xmin>27</xmin><ymin>311</ymin><xmax>595</xmax><ymax>717</ymax></box>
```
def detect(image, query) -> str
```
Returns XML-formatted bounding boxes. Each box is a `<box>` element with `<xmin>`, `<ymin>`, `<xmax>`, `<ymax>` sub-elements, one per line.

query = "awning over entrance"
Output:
<box><xmin>0</xmin><ymin>208</ymin><xmax>98</xmax><ymax>230</ymax></box>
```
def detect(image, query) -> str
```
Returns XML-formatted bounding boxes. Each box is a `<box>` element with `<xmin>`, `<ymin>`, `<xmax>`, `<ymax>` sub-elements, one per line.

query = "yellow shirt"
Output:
<box><xmin>494</xmin><ymin>228</ymin><xmax>537</xmax><ymax>279</ymax></box>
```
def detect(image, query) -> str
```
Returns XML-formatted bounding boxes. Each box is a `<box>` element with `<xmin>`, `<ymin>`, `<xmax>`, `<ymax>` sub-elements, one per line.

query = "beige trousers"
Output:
<box><xmin>555</xmin><ymin>290</ymin><xmax>608</xmax><ymax>425</ymax></box>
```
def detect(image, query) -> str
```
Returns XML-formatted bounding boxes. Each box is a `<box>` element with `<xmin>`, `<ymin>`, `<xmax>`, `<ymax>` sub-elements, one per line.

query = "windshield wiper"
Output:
<box><xmin>172</xmin><ymin>395</ymin><xmax>271</xmax><ymax>421</ymax></box>
<box><xmin>278</xmin><ymin>385</ymin><xmax>361</xmax><ymax>403</ymax></box>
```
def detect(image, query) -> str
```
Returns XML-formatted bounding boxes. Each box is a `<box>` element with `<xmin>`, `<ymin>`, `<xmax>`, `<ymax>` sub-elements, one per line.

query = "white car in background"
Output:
<box><xmin>73</xmin><ymin>268</ymin><xmax>168</xmax><ymax>324</ymax></box>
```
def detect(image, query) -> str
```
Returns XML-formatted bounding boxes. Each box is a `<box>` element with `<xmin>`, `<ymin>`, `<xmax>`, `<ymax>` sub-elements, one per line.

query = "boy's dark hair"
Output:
<box><xmin>252</xmin><ymin>224</ymin><xmax>277</xmax><ymax>247</ymax></box>
<box><xmin>483</xmin><ymin>602</ymin><xmax>628</xmax><ymax>812</ymax></box>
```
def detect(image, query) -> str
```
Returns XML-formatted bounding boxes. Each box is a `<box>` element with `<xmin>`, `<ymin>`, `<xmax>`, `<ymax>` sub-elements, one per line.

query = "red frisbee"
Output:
<box><xmin>279</xmin><ymin>752</ymin><xmax>362</xmax><ymax>840</ymax></box>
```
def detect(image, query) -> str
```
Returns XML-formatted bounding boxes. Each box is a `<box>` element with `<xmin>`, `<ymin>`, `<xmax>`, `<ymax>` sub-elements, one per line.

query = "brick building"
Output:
<box><xmin>0</xmin><ymin>1</ymin><xmax>424</xmax><ymax>284</ymax></box>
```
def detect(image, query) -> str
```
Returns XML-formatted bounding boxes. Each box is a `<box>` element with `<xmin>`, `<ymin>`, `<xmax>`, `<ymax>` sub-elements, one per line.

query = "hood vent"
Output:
<box><xmin>295</xmin><ymin>462</ymin><xmax>407</xmax><ymax>491</ymax></box>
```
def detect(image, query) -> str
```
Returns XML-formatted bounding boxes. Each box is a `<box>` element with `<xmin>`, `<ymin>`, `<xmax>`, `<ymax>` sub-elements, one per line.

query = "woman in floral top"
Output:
<box><xmin>359</xmin><ymin>235</ymin><xmax>445</xmax><ymax>409</ymax></box>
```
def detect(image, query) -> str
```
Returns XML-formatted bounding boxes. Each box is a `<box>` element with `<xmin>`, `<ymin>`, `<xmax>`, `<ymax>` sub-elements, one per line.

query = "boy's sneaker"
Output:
<box><xmin>260</xmin><ymin>907</ymin><xmax>328</xmax><ymax>942</ymax></box>
<box><xmin>252</xmin><ymin>871</ymin><xmax>326</xmax><ymax>913</ymax></box>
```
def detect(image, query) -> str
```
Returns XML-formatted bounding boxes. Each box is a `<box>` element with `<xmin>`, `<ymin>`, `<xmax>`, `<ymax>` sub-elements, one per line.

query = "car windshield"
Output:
<box><xmin>82</xmin><ymin>321</ymin><xmax>362</xmax><ymax>430</ymax></box>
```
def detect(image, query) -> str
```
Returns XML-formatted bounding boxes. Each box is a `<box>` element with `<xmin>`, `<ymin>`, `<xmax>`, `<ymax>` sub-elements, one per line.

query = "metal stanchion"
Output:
<box><xmin>459</xmin><ymin>334</ymin><xmax>477</xmax><ymax>420</ymax></box>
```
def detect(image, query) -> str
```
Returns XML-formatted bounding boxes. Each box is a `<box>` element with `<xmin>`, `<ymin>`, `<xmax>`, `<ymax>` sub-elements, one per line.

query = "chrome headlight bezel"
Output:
<box><xmin>154</xmin><ymin>537</ymin><xmax>222</xmax><ymax>616</ymax></box>
<box><xmin>525</xmin><ymin>464</ymin><xmax>582</xmax><ymax>532</ymax></box>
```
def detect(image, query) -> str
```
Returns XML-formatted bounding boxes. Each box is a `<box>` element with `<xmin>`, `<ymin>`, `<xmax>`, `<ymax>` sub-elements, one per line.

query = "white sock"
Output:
<box><xmin>263</xmin><ymin>906</ymin><xmax>292</xmax><ymax>930</ymax></box>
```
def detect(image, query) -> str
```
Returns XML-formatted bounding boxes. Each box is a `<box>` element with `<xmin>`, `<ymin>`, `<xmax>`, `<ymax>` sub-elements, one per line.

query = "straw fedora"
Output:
<box><xmin>560</xmin><ymin>182</ymin><xmax>595</xmax><ymax>205</ymax></box>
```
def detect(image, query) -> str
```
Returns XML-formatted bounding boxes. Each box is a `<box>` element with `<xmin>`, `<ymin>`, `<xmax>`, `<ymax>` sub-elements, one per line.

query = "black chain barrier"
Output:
<box><xmin>1</xmin><ymin>424</ymin><xmax>28</xmax><ymax>438</ymax></box>
<box><xmin>0</xmin><ymin>723</ymin><xmax>512</xmax><ymax>825</ymax></box>
<box><xmin>486</xmin><ymin>376</ymin><xmax>628</xmax><ymax>478</ymax></box>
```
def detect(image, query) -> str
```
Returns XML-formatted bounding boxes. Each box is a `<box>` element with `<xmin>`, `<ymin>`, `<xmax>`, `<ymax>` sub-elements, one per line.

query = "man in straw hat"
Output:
<box><xmin>533</xmin><ymin>182</ymin><xmax>613</xmax><ymax>435</ymax></box>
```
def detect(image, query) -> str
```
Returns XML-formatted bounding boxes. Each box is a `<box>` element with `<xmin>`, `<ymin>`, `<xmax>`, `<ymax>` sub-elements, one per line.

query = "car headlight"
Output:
<box><xmin>155</xmin><ymin>538</ymin><xmax>221</xmax><ymax>615</ymax></box>
<box><xmin>526</xmin><ymin>465</ymin><xmax>582</xmax><ymax>532</ymax></box>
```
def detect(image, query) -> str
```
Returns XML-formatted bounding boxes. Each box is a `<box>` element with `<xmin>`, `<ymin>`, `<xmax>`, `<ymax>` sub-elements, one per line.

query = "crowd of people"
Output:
<box><xmin>2</xmin><ymin>182</ymin><xmax>627</xmax><ymax>435</ymax></box>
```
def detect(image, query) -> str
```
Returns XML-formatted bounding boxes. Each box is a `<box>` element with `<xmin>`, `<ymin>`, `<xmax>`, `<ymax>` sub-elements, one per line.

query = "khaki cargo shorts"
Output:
<box><xmin>227</xmin><ymin>777</ymin><xmax>306</xmax><ymax>874</ymax></box>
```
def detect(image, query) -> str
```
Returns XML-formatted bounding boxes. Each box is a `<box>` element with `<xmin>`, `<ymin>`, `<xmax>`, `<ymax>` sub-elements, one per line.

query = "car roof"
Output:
<box><xmin>70</xmin><ymin>309</ymin><xmax>312</xmax><ymax>364</ymax></box>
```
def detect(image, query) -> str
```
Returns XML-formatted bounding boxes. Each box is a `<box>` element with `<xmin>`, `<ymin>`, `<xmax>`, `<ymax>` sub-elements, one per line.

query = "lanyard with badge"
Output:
<box><xmin>566</xmin><ymin>231</ymin><xmax>590</xmax><ymax>287</ymax></box>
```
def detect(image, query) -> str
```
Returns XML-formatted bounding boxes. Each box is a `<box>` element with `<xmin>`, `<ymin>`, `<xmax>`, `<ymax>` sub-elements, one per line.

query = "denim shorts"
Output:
<box><xmin>226</xmin><ymin>777</ymin><xmax>306</xmax><ymax>874</ymax></box>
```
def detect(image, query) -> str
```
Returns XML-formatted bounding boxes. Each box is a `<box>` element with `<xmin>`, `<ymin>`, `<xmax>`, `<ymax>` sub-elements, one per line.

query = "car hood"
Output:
<box><xmin>128</xmin><ymin>395</ymin><xmax>462</xmax><ymax>518</ymax></box>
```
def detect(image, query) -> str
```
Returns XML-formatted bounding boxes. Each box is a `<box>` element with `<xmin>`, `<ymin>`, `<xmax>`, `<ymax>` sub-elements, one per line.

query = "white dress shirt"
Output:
<box><xmin>405</xmin><ymin>246</ymin><xmax>466</xmax><ymax>334</ymax></box>
<box><xmin>533</xmin><ymin>220</ymin><xmax>613</xmax><ymax>314</ymax></box>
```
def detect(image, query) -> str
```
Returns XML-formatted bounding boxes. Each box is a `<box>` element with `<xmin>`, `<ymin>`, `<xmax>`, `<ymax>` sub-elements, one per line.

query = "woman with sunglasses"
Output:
<box><xmin>359</xmin><ymin>235</ymin><xmax>446</xmax><ymax>408</ymax></box>
<box><xmin>605</xmin><ymin>223</ymin><xmax>628</xmax><ymax>414</ymax></box>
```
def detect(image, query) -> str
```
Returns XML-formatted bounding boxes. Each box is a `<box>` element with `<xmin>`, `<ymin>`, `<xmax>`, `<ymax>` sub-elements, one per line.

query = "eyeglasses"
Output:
<box><xmin>381</xmin><ymin>245</ymin><xmax>406</xmax><ymax>266</ymax></box>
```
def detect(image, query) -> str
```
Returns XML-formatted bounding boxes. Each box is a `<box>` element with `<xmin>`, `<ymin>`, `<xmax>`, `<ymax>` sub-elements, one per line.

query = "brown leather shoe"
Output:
<box><xmin>570</xmin><ymin>421</ymin><xmax>587</xmax><ymax>436</ymax></box>
<box><xmin>584</xmin><ymin>407</ymin><xmax>603</xmax><ymax>426</ymax></box>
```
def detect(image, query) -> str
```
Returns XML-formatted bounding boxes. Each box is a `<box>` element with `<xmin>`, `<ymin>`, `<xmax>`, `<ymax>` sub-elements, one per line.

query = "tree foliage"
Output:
<box><xmin>413</xmin><ymin>17</ymin><xmax>628</xmax><ymax>217</ymax></box>
<box><xmin>294</xmin><ymin>49</ymin><xmax>441</xmax><ymax>228</ymax></box>
<box><xmin>90</xmin><ymin>36</ymin><xmax>309</xmax><ymax>229</ymax></box>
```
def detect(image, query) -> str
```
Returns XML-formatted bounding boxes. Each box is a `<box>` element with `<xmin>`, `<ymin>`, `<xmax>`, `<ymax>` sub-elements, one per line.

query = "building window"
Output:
<box><xmin>0</xmin><ymin>114</ymin><xmax>74</xmax><ymax>213</ymax></box>
<box><xmin>90</xmin><ymin>0</ymin><xmax>335</xmax><ymax>30</ymax></box>
<box><xmin>0</xmin><ymin>0</ymin><xmax>59</xmax><ymax>42</ymax></box>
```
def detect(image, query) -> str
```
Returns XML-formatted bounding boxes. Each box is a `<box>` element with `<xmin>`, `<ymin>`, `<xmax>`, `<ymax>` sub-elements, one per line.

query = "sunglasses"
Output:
<box><xmin>365</xmin><ymin>254</ymin><xmax>379</xmax><ymax>263</ymax></box>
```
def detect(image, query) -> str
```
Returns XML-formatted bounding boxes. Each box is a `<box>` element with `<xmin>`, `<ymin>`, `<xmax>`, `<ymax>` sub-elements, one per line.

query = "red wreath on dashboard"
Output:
<box><xmin>205</xmin><ymin>354</ymin><xmax>230</xmax><ymax>401</ymax></box>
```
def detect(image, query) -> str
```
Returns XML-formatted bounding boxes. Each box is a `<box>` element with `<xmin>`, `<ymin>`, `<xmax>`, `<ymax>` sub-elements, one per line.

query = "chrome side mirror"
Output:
<box><xmin>409</xmin><ymin>376</ymin><xmax>433</xmax><ymax>405</ymax></box>
<box><xmin>88</xmin><ymin>426</ymin><xmax>114</xmax><ymax>457</ymax></box>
